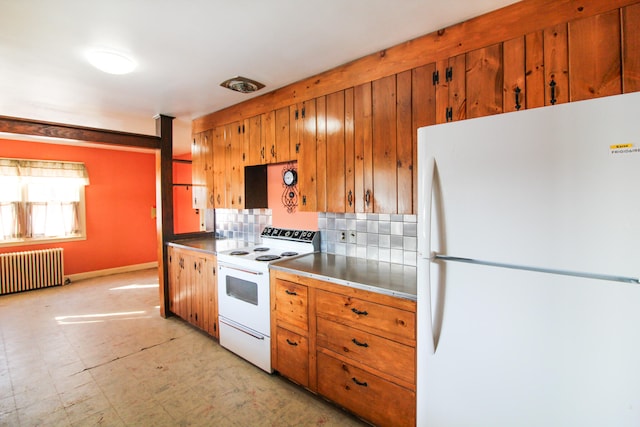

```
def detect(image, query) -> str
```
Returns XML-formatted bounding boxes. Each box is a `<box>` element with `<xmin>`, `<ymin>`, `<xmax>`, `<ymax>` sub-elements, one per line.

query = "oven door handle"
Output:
<box><xmin>219</xmin><ymin>316</ymin><xmax>266</xmax><ymax>340</ymax></box>
<box><xmin>219</xmin><ymin>264</ymin><xmax>263</xmax><ymax>276</ymax></box>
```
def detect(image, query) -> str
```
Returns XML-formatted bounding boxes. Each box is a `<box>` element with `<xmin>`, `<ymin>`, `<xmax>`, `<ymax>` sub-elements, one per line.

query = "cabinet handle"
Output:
<box><xmin>351</xmin><ymin>338</ymin><xmax>369</xmax><ymax>348</ymax></box>
<box><xmin>286</xmin><ymin>339</ymin><xmax>298</xmax><ymax>346</ymax></box>
<box><xmin>260</xmin><ymin>146</ymin><xmax>265</xmax><ymax>159</ymax></box>
<box><xmin>364</xmin><ymin>190</ymin><xmax>371</xmax><ymax>207</ymax></box>
<box><xmin>351</xmin><ymin>377</ymin><xmax>368</xmax><ymax>387</ymax></box>
<box><xmin>351</xmin><ymin>308</ymin><xmax>368</xmax><ymax>316</ymax></box>
<box><xmin>217</xmin><ymin>194</ymin><xmax>221</xmax><ymax>204</ymax></box>
<box><xmin>285</xmin><ymin>289</ymin><xmax>297</xmax><ymax>296</ymax></box>
<box><xmin>295</xmin><ymin>143</ymin><xmax>300</xmax><ymax>154</ymax></box>
<box><xmin>515</xmin><ymin>86</ymin><xmax>522</xmax><ymax>111</ymax></box>
<box><xmin>270</xmin><ymin>145</ymin><xmax>275</xmax><ymax>158</ymax></box>
<box><xmin>302</xmin><ymin>195</ymin><xmax>307</xmax><ymax>206</ymax></box>
<box><xmin>347</xmin><ymin>190</ymin><xmax>353</xmax><ymax>206</ymax></box>
<box><xmin>549</xmin><ymin>79</ymin><xmax>557</xmax><ymax>105</ymax></box>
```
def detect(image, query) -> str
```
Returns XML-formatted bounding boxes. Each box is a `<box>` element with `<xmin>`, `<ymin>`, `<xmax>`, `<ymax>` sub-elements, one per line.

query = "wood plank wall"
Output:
<box><xmin>193</xmin><ymin>0</ymin><xmax>640</xmax><ymax>133</ymax></box>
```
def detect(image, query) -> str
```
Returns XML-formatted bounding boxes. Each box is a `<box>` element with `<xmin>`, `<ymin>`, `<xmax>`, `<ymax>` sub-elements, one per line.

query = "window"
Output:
<box><xmin>0</xmin><ymin>158</ymin><xmax>89</xmax><ymax>245</ymax></box>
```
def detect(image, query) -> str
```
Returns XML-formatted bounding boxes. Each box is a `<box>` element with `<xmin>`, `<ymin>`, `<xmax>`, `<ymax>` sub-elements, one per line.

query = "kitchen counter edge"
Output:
<box><xmin>270</xmin><ymin>252</ymin><xmax>417</xmax><ymax>301</ymax></box>
<box><xmin>167</xmin><ymin>236</ymin><xmax>250</xmax><ymax>255</ymax></box>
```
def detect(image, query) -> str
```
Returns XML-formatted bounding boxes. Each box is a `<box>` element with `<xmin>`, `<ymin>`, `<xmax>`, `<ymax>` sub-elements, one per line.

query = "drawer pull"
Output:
<box><xmin>351</xmin><ymin>338</ymin><xmax>369</xmax><ymax>348</ymax></box>
<box><xmin>286</xmin><ymin>339</ymin><xmax>298</xmax><ymax>346</ymax></box>
<box><xmin>351</xmin><ymin>308</ymin><xmax>368</xmax><ymax>316</ymax></box>
<box><xmin>285</xmin><ymin>289</ymin><xmax>297</xmax><ymax>296</ymax></box>
<box><xmin>351</xmin><ymin>377</ymin><xmax>368</xmax><ymax>387</ymax></box>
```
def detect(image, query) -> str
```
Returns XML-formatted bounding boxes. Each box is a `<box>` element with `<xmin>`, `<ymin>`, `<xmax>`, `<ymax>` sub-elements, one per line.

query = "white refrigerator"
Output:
<box><xmin>417</xmin><ymin>92</ymin><xmax>640</xmax><ymax>427</ymax></box>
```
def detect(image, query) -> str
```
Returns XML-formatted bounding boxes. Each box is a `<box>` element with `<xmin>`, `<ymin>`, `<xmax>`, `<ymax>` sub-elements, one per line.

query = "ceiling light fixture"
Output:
<box><xmin>220</xmin><ymin>76</ymin><xmax>265</xmax><ymax>94</ymax></box>
<box><xmin>86</xmin><ymin>49</ymin><xmax>136</xmax><ymax>75</ymax></box>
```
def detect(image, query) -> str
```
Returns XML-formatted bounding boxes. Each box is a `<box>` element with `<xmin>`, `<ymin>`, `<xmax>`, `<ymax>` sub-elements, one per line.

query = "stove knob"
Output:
<box><xmin>285</xmin><ymin>230</ymin><xmax>291</xmax><ymax>237</ymax></box>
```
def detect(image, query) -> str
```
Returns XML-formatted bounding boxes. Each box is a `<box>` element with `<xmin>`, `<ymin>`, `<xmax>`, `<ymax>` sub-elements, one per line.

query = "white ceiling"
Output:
<box><xmin>0</xmin><ymin>0</ymin><xmax>519</xmax><ymax>154</ymax></box>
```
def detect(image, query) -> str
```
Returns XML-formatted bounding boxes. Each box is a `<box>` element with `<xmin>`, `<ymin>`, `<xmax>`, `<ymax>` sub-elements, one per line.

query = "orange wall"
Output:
<box><xmin>0</xmin><ymin>139</ymin><xmax>157</xmax><ymax>275</ymax></box>
<box><xmin>267</xmin><ymin>163</ymin><xmax>318</xmax><ymax>230</ymax></box>
<box><xmin>172</xmin><ymin>153</ymin><xmax>201</xmax><ymax>234</ymax></box>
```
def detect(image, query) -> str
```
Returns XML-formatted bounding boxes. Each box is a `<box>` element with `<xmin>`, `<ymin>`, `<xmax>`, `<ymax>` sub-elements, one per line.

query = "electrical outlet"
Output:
<box><xmin>339</xmin><ymin>231</ymin><xmax>346</xmax><ymax>241</ymax></box>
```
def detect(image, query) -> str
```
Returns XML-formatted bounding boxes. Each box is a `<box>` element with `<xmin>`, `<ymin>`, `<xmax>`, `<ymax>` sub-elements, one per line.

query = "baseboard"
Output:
<box><xmin>66</xmin><ymin>262</ymin><xmax>158</xmax><ymax>283</ymax></box>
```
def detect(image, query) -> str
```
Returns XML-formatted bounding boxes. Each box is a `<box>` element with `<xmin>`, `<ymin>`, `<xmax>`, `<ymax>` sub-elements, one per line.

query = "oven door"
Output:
<box><xmin>217</xmin><ymin>262</ymin><xmax>270</xmax><ymax>336</ymax></box>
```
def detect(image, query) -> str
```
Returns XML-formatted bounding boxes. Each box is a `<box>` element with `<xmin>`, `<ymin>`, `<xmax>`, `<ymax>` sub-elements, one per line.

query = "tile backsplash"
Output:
<box><xmin>319</xmin><ymin>212</ymin><xmax>417</xmax><ymax>266</ymax></box>
<box><xmin>214</xmin><ymin>209</ymin><xmax>417</xmax><ymax>266</ymax></box>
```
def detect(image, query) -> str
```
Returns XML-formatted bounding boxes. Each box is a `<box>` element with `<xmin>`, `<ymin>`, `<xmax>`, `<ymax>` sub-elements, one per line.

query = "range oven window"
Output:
<box><xmin>225</xmin><ymin>276</ymin><xmax>258</xmax><ymax>306</ymax></box>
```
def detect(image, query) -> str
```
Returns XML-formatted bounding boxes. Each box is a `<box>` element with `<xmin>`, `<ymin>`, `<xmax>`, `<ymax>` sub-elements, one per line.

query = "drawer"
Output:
<box><xmin>316</xmin><ymin>289</ymin><xmax>415</xmax><ymax>341</ymax></box>
<box><xmin>317</xmin><ymin>352</ymin><xmax>415</xmax><ymax>427</ymax></box>
<box><xmin>316</xmin><ymin>317</ymin><xmax>415</xmax><ymax>385</ymax></box>
<box><xmin>275</xmin><ymin>280</ymin><xmax>308</xmax><ymax>331</ymax></box>
<box><xmin>275</xmin><ymin>327</ymin><xmax>309</xmax><ymax>388</ymax></box>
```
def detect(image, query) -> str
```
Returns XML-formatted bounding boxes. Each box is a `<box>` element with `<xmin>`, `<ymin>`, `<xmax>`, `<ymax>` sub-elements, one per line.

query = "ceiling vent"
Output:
<box><xmin>220</xmin><ymin>76</ymin><xmax>265</xmax><ymax>94</ymax></box>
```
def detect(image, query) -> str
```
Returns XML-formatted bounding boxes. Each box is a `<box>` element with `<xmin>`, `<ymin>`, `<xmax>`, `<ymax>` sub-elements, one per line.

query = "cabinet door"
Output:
<box><xmin>623</xmin><ymin>4</ymin><xmax>640</xmax><ymax>93</ymax></box>
<box><xmin>325</xmin><ymin>90</ymin><xmax>345</xmax><ymax>213</ymax></box>
<box><xmin>167</xmin><ymin>246</ymin><xmax>179</xmax><ymax>315</ymax></box>
<box><xmin>344</xmin><ymin>88</ymin><xmax>355</xmax><ymax>213</ymax></box>
<box><xmin>275</xmin><ymin>106</ymin><xmax>291</xmax><ymax>162</ymax></box>
<box><xmin>212</xmin><ymin>126</ymin><xmax>227</xmax><ymax>208</ymax></box>
<box><xmin>228</xmin><ymin>121</ymin><xmax>245</xmax><ymax>209</ymax></box>
<box><xmin>276</xmin><ymin>327</ymin><xmax>309</xmax><ymax>387</ymax></box>
<box><xmin>247</xmin><ymin>115</ymin><xmax>262</xmax><ymax>166</ymax></box>
<box><xmin>261</xmin><ymin>110</ymin><xmax>276</xmax><ymax>163</ymax></box>
<box><xmin>503</xmin><ymin>36</ymin><xmax>526</xmax><ymax>113</ymax></box>
<box><xmin>354</xmin><ymin>82</ymin><xmax>373</xmax><ymax>213</ymax></box>
<box><xmin>315</xmin><ymin>96</ymin><xmax>327</xmax><ymax>212</ymax></box>
<box><xmin>569</xmin><ymin>9</ymin><xmax>622</xmax><ymax>101</ymax></box>
<box><xmin>396</xmin><ymin>70</ymin><xmax>413</xmax><ymax>214</ymax></box>
<box><xmin>191</xmin><ymin>132</ymin><xmax>207</xmax><ymax>209</ymax></box>
<box><xmin>205</xmin><ymin>256</ymin><xmax>218</xmax><ymax>337</ymax></box>
<box><xmin>289</xmin><ymin>103</ymin><xmax>302</xmax><ymax>161</ymax></box>
<box><xmin>191</xmin><ymin>256</ymin><xmax>204</xmax><ymax>329</ymax></box>
<box><xmin>466</xmin><ymin>43</ymin><xmax>503</xmax><ymax>119</ymax></box>
<box><xmin>544</xmin><ymin>23</ymin><xmax>569</xmax><ymax>106</ymax></box>
<box><xmin>298</xmin><ymin>99</ymin><xmax>317</xmax><ymax>211</ymax></box>
<box><xmin>412</xmin><ymin>63</ymin><xmax>436</xmax><ymax>212</ymax></box>
<box><xmin>372</xmin><ymin>75</ymin><xmax>397</xmax><ymax>214</ymax></box>
<box><xmin>435</xmin><ymin>54</ymin><xmax>466</xmax><ymax>124</ymax></box>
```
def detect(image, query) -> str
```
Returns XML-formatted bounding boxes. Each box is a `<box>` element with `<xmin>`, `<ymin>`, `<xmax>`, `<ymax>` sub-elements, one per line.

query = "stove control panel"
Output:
<box><xmin>261</xmin><ymin>227</ymin><xmax>317</xmax><ymax>242</ymax></box>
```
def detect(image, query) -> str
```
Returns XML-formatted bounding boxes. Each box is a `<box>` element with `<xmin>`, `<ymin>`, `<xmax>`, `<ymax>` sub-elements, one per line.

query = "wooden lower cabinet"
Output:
<box><xmin>167</xmin><ymin>245</ymin><xmax>218</xmax><ymax>338</ymax></box>
<box><xmin>271</xmin><ymin>270</ymin><xmax>416</xmax><ymax>426</ymax></box>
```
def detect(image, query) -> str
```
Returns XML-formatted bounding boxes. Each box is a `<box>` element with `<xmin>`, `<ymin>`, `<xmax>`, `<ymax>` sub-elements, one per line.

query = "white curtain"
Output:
<box><xmin>0</xmin><ymin>158</ymin><xmax>89</xmax><ymax>240</ymax></box>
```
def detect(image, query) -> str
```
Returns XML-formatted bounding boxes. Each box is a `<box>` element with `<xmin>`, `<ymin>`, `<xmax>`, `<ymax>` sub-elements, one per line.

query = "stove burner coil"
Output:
<box><xmin>253</xmin><ymin>247</ymin><xmax>270</xmax><ymax>252</ymax></box>
<box><xmin>255</xmin><ymin>254</ymin><xmax>281</xmax><ymax>262</ymax></box>
<box><xmin>281</xmin><ymin>251</ymin><xmax>299</xmax><ymax>257</ymax></box>
<box><xmin>229</xmin><ymin>250</ymin><xmax>249</xmax><ymax>256</ymax></box>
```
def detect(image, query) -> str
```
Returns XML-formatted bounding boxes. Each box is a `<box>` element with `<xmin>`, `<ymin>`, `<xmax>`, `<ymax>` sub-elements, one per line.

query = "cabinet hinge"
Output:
<box><xmin>445</xmin><ymin>67</ymin><xmax>453</xmax><ymax>82</ymax></box>
<box><xmin>446</xmin><ymin>107</ymin><xmax>453</xmax><ymax>122</ymax></box>
<box><xmin>295</xmin><ymin>109</ymin><xmax>299</xmax><ymax>120</ymax></box>
<box><xmin>301</xmin><ymin>107</ymin><xmax>306</xmax><ymax>119</ymax></box>
<box><xmin>302</xmin><ymin>195</ymin><xmax>307</xmax><ymax>206</ymax></box>
<box><xmin>432</xmin><ymin>70</ymin><xmax>439</xmax><ymax>85</ymax></box>
<box><xmin>295</xmin><ymin>143</ymin><xmax>300</xmax><ymax>154</ymax></box>
<box><xmin>242</xmin><ymin>152</ymin><xmax>245</xmax><ymax>161</ymax></box>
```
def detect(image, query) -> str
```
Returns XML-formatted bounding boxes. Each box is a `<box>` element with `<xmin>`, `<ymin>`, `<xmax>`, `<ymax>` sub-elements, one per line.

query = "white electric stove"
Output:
<box><xmin>216</xmin><ymin>227</ymin><xmax>319</xmax><ymax>372</ymax></box>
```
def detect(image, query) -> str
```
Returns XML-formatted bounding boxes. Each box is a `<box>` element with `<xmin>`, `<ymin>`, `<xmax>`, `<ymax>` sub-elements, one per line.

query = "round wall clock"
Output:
<box><xmin>283</xmin><ymin>169</ymin><xmax>297</xmax><ymax>187</ymax></box>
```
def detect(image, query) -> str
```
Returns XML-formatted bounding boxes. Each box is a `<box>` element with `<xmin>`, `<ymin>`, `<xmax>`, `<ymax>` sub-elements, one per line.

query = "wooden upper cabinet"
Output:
<box><xmin>435</xmin><ymin>54</ymin><xmax>466</xmax><ymax>124</ymax></box>
<box><xmin>275</xmin><ymin>106</ymin><xmax>291</xmax><ymax>162</ymax></box>
<box><xmin>466</xmin><ymin>43</ymin><xmax>504</xmax><ymax>119</ymax></box>
<box><xmin>228</xmin><ymin>121</ymin><xmax>245</xmax><ymax>209</ymax></box>
<box><xmin>245</xmin><ymin>115</ymin><xmax>261</xmax><ymax>166</ymax></box>
<box><xmin>212</xmin><ymin>126</ymin><xmax>227</xmax><ymax>208</ymax></box>
<box><xmin>191</xmin><ymin>130</ymin><xmax>213</xmax><ymax>209</ymax></box>
<box><xmin>372</xmin><ymin>75</ymin><xmax>397</xmax><ymax>214</ymax></box>
<box><xmin>354</xmin><ymin>82</ymin><xmax>373</xmax><ymax>213</ymax></box>
<box><xmin>325</xmin><ymin>90</ymin><xmax>346</xmax><ymax>213</ymax></box>
<box><xmin>298</xmin><ymin>99</ymin><xmax>317</xmax><ymax>211</ymax></box>
<box><xmin>315</xmin><ymin>96</ymin><xmax>327</xmax><ymax>213</ymax></box>
<box><xmin>261</xmin><ymin>110</ymin><xmax>276</xmax><ymax>164</ymax></box>
<box><xmin>396</xmin><ymin>70</ymin><xmax>413</xmax><ymax>215</ymax></box>
<box><xmin>412</xmin><ymin>63</ymin><xmax>436</xmax><ymax>212</ymax></box>
<box><xmin>344</xmin><ymin>88</ymin><xmax>355</xmax><ymax>213</ymax></box>
<box><xmin>569</xmin><ymin>9</ymin><xmax>622</xmax><ymax>101</ymax></box>
<box><xmin>503</xmin><ymin>37</ymin><xmax>526</xmax><ymax>113</ymax></box>
<box><xmin>623</xmin><ymin>3</ymin><xmax>640</xmax><ymax>93</ymax></box>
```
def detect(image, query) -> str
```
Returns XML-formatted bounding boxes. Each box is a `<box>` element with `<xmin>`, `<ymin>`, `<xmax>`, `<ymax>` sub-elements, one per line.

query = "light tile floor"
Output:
<box><xmin>0</xmin><ymin>269</ymin><xmax>367</xmax><ymax>426</ymax></box>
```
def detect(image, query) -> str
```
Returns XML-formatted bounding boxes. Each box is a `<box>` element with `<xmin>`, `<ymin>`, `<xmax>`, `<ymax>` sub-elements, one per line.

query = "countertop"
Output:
<box><xmin>166</xmin><ymin>236</ymin><xmax>249</xmax><ymax>255</ymax></box>
<box><xmin>270</xmin><ymin>252</ymin><xmax>417</xmax><ymax>301</ymax></box>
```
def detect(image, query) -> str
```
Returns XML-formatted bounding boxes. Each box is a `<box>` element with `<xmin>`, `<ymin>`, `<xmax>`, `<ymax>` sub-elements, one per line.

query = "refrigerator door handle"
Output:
<box><xmin>418</xmin><ymin>154</ymin><xmax>436</xmax><ymax>355</ymax></box>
